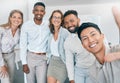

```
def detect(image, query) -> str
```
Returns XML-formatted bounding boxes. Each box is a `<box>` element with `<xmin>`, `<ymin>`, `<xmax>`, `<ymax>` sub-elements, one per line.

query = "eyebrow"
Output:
<box><xmin>90</xmin><ymin>31</ymin><xmax>96</xmax><ymax>34</ymax></box>
<box><xmin>81</xmin><ymin>31</ymin><xmax>96</xmax><ymax>38</ymax></box>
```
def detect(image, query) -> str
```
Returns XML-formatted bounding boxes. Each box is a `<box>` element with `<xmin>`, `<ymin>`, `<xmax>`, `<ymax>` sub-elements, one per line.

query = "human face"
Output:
<box><xmin>52</xmin><ymin>12</ymin><xmax>62</xmax><ymax>28</ymax></box>
<box><xmin>10</xmin><ymin>12</ymin><xmax>23</xmax><ymax>28</ymax></box>
<box><xmin>33</xmin><ymin>5</ymin><xmax>45</xmax><ymax>21</ymax></box>
<box><xmin>80</xmin><ymin>27</ymin><xmax>104</xmax><ymax>55</ymax></box>
<box><xmin>64</xmin><ymin>14</ymin><xmax>80</xmax><ymax>33</ymax></box>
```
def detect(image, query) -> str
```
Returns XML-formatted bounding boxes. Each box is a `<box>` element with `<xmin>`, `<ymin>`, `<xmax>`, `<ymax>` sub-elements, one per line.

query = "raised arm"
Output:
<box><xmin>112</xmin><ymin>6</ymin><xmax>120</xmax><ymax>30</ymax></box>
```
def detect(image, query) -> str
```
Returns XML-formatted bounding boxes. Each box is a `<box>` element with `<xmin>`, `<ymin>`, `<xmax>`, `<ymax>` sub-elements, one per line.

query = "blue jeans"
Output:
<box><xmin>75</xmin><ymin>66</ymin><xmax>93</xmax><ymax>83</ymax></box>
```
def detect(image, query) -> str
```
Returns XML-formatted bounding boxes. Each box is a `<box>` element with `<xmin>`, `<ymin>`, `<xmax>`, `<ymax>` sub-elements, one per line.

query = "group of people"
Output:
<box><xmin>0</xmin><ymin>1</ymin><xmax>120</xmax><ymax>83</ymax></box>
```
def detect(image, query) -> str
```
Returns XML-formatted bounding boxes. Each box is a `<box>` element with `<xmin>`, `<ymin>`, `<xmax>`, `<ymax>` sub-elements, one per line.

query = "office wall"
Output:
<box><xmin>0</xmin><ymin>0</ymin><xmax>119</xmax><ymax>45</ymax></box>
<box><xmin>0</xmin><ymin>0</ymin><xmax>28</xmax><ymax>24</ymax></box>
<box><xmin>46</xmin><ymin>4</ymin><xmax>120</xmax><ymax>46</ymax></box>
<box><xmin>28</xmin><ymin>1</ymin><xmax>120</xmax><ymax>45</ymax></box>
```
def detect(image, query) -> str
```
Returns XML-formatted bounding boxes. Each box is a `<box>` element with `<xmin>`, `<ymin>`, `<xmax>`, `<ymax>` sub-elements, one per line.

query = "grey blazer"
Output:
<box><xmin>47</xmin><ymin>27</ymin><xmax>70</xmax><ymax>64</ymax></box>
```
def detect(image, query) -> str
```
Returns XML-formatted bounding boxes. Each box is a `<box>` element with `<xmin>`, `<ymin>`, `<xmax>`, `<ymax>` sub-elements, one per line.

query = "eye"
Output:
<box><xmin>70</xmin><ymin>20</ymin><xmax>74</xmax><ymax>23</ymax></box>
<box><xmin>34</xmin><ymin>9</ymin><xmax>39</xmax><ymax>12</ymax></box>
<box><xmin>11</xmin><ymin>16</ymin><xmax>16</xmax><ymax>18</ymax></box>
<box><xmin>91</xmin><ymin>33</ymin><xmax>96</xmax><ymax>36</ymax></box>
<box><xmin>81</xmin><ymin>37</ymin><xmax>88</xmax><ymax>41</ymax></box>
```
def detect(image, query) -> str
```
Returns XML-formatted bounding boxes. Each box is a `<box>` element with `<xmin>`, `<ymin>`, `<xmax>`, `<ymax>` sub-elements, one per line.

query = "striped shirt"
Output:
<box><xmin>0</xmin><ymin>27</ymin><xmax>20</xmax><ymax>66</ymax></box>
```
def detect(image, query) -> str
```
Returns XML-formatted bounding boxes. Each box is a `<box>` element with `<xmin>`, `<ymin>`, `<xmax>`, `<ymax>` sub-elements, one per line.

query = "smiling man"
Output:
<box><xmin>20</xmin><ymin>2</ymin><xmax>50</xmax><ymax>83</ymax></box>
<box><xmin>63</xmin><ymin>10</ymin><xmax>95</xmax><ymax>83</ymax></box>
<box><xmin>77</xmin><ymin>22</ymin><xmax>120</xmax><ymax>83</ymax></box>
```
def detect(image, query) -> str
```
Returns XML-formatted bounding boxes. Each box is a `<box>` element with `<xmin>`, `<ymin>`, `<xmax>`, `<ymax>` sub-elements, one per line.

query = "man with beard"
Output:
<box><xmin>20</xmin><ymin>2</ymin><xmax>50</xmax><ymax>83</ymax></box>
<box><xmin>63</xmin><ymin>10</ymin><xmax>96</xmax><ymax>83</ymax></box>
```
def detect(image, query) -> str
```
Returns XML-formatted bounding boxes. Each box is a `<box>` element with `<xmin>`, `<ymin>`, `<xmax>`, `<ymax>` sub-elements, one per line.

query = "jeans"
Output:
<box><xmin>75</xmin><ymin>66</ymin><xmax>93</xmax><ymax>83</ymax></box>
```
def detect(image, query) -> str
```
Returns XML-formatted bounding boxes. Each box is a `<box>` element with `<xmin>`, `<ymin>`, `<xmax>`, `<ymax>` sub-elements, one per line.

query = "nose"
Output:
<box><xmin>67</xmin><ymin>22</ymin><xmax>73</xmax><ymax>28</ymax></box>
<box><xmin>88</xmin><ymin>37</ymin><xmax>94</xmax><ymax>43</ymax></box>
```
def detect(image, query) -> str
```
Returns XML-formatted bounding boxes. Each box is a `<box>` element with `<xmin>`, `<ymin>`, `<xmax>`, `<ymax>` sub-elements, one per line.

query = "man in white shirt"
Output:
<box><xmin>20</xmin><ymin>2</ymin><xmax>50</xmax><ymax>83</ymax></box>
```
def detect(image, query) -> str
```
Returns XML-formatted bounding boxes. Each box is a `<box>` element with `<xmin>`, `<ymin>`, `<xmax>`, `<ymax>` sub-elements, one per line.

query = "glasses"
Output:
<box><xmin>52</xmin><ymin>16</ymin><xmax>61</xmax><ymax>20</ymax></box>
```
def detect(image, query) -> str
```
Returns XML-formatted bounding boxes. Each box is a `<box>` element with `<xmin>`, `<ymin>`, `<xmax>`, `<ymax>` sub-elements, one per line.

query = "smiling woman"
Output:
<box><xmin>0</xmin><ymin>9</ymin><xmax>23</xmax><ymax>83</ymax></box>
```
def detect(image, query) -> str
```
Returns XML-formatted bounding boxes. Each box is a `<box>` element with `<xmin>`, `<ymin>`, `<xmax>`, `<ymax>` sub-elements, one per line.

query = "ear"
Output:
<box><xmin>43</xmin><ymin>11</ymin><xmax>46</xmax><ymax>15</ymax></box>
<box><xmin>32</xmin><ymin>9</ymin><xmax>34</xmax><ymax>14</ymax></box>
<box><xmin>101</xmin><ymin>33</ymin><xmax>105</xmax><ymax>40</ymax></box>
<box><xmin>78</xmin><ymin>18</ymin><xmax>80</xmax><ymax>26</ymax></box>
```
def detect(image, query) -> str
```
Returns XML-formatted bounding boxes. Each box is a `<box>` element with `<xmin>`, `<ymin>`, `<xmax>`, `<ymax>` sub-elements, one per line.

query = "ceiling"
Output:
<box><xmin>39</xmin><ymin>0</ymin><xmax>120</xmax><ymax>6</ymax></box>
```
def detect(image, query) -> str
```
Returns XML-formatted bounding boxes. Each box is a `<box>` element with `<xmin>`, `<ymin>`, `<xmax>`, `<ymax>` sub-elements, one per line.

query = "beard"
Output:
<box><xmin>68</xmin><ymin>26</ymin><xmax>79</xmax><ymax>33</ymax></box>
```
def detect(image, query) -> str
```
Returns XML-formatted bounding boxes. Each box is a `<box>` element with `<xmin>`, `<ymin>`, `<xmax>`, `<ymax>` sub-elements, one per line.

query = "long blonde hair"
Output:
<box><xmin>0</xmin><ymin>9</ymin><xmax>23</xmax><ymax>29</ymax></box>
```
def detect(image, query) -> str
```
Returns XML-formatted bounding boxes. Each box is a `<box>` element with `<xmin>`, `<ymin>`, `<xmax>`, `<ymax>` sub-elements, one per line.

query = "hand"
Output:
<box><xmin>23</xmin><ymin>64</ymin><xmax>30</xmax><ymax>74</ymax></box>
<box><xmin>104</xmin><ymin>53</ymin><xmax>118</xmax><ymax>62</ymax></box>
<box><xmin>0</xmin><ymin>65</ymin><xmax>9</xmax><ymax>78</ymax></box>
<box><xmin>70</xmin><ymin>80</ymin><xmax>75</xmax><ymax>83</ymax></box>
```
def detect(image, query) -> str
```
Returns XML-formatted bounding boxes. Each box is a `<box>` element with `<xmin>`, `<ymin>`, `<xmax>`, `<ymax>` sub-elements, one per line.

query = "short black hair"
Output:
<box><xmin>34</xmin><ymin>2</ymin><xmax>45</xmax><ymax>9</ymax></box>
<box><xmin>77</xmin><ymin>22</ymin><xmax>101</xmax><ymax>40</ymax></box>
<box><xmin>63</xmin><ymin>10</ymin><xmax>78</xmax><ymax>18</ymax></box>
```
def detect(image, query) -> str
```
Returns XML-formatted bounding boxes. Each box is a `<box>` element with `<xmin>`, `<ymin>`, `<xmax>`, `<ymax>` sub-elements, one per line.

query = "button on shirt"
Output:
<box><xmin>0</xmin><ymin>27</ymin><xmax>20</xmax><ymax>66</ymax></box>
<box><xmin>20</xmin><ymin>20</ymin><xmax>50</xmax><ymax>65</ymax></box>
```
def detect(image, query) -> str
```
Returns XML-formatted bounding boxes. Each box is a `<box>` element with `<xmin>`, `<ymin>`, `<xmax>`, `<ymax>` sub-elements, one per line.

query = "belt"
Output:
<box><xmin>31</xmin><ymin>52</ymin><xmax>46</xmax><ymax>55</ymax></box>
<box><xmin>2</xmin><ymin>51</ymin><xmax>14</xmax><ymax>54</ymax></box>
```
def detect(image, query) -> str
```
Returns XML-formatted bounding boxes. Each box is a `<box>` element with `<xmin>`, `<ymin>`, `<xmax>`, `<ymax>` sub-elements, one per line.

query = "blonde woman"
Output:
<box><xmin>0</xmin><ymin>9</ymin><xmax>23</xmax><ymax>83</ymax></box>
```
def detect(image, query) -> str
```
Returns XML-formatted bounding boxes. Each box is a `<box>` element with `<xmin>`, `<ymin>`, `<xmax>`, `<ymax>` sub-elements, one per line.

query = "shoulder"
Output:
<box><xmin>42</xmin><ymin>20</ymin><xmax>49</xmax><ymax>27</ymax></box>
<box><xmin>0</xmin><ymin>26</ymin><xmax>9</xmax><ymax>32</ymax></box>
<box><xmin>61</xmin><ymin>27</ymin><xmax>70</xmax><ymax>34</ymax></box>
<box><xmin>0</xmin><ymin>26</ymin><xmax>5</xmax><ymax>30</ymax></box>
<box><xmin>22</xmin><ymin>20</ymin><xmax>31</xmax><ymax>27</ymax></box>
<box><xmin>64</xmin><ymin>34</ymin><xmax>73</xmax><ymax>45</ymax></box>
<box><xmin>21</xmin><ymin>20</ymin><xmax>33</xmax><ymax>30</ymax></box>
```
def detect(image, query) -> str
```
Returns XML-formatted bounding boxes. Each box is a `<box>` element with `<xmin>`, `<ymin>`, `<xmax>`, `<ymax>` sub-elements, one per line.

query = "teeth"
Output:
<box><xmin>37</xmin><ymin>15</ymin><xmax>41</xmax><ymax>18</ymax></box>
<box><xmin>90</xmin><ymin>44</ymin><xmax>96</xmax><ymax>48</ymax></box>
<box><xmin>69</xmin><ymin>27</ymin><xmax>75</xmax><ymax>30</ymax></box>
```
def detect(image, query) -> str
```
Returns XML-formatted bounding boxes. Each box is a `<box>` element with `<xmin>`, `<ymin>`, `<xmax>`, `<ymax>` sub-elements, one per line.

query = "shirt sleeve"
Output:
<box><xmin>0</xmin><ymin>28</ymin><xmax>5</xmax><ymax>66</ymax></box>
<box><xmin>20</xmin><ymin>25</ymin><xmax>28</xmax><ymax>65</ymax></box>
<box><xmin>64</xmin><ymin>38</ymin><xmax>75</xmax><ymax>80</ymax></box>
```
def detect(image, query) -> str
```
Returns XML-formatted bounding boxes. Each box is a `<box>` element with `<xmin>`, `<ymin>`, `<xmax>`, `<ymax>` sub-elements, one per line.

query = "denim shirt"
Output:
<box><xmin>47</xmin><ymin>27</ymin><xmax>70</xmax><ymax>64</ymax></box>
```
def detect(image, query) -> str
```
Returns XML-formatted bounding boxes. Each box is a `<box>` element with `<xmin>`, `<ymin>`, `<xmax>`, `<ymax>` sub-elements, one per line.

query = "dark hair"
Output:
<box><xmin>49</xmin><ymin>10</ymin><xmax>63</xmax><ymax>34</ymax></box>
<box><xmin>63</xmin><ymin>10</ymin><xmax>78</xmax><ymax>18</ymax></box>
<box><xmin>34</xmin><ymin>2</ymin><xmax>45</xmax><ymax>9</ymax></box>
<box><xmin>77</xmin><ymin>22</ymin><xmax>102</xmax><ymax>40</ymax></box>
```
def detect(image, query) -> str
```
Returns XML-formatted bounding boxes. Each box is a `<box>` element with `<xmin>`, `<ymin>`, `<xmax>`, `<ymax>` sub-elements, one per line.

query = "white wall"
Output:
<box><xmin>0</xmin><ymin>0</ymin><xmax>120</xmax><ymax>45</ymax></box>
<box><xmin>0</xmin><ymin>0</ymin><xmax>28</xmax><ymax>24</ymax></box>
<box><xmin>28</xmin><ymin>1</ymin><xmax>120</xmax><ymax>45</ymax></box>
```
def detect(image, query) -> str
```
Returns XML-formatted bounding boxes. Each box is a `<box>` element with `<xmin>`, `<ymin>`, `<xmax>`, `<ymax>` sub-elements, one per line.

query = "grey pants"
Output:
<box><xmin>26</xmin><ymin>52</ymin><xmax>47</xmax><ymax>83</ymax></box>
<box><xmin>0</xmin><ymin>52</ymin><xmax>15</xmax><ymax>83</ymax></box>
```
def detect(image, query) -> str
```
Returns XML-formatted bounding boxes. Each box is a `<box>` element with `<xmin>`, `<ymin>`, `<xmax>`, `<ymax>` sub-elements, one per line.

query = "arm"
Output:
<box><xmin>104</xmin><ymin>45</ymin><xmax>120</xmax><ymax>62</ymax></box>
<box><xmin>0</xmin><ymin>30</ymin><xmax>5</xmax><ymax>67</ymax></box>
<box><xmin>112</xmin><ymin>6</ymin><xmax>120</xmax><ymax>30</ymax></box>
<box><xmin>20</xmin><ymin>25</ymin><xmax>29</xmax><ymax>74</ymax></box>
<box><xmin>0</xmin><ymin>28</ymin><xmax>9</xmax><ymax>78</ymax></box>
<box><xmin>64</xmin><ymin>39</ymin><xmax>75</xmax><ymax>83</ymax></box>
<box><xmin>104</xmin><ymin>52</ymin><xmax>120</xmax><ymax>62</ymax></box>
